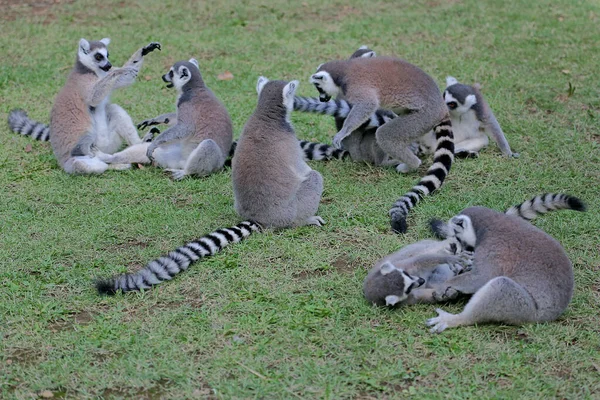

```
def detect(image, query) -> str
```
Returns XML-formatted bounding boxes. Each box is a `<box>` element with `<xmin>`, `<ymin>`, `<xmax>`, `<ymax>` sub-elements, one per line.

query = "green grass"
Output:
<box><xmin>1</xmin><ymin>0</ymin><xmax>599</xmax><ymax>398</ymax></box>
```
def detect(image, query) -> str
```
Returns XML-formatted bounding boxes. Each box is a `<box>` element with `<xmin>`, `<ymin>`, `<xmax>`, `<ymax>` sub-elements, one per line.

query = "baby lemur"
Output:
<box><xmin>96</xmin><ymin>58</ymin><xmax>233</xmax><ymax>179</ymax></box>
<box><xmin>97</xmin><ymin>76</ymin><xmax>323</xmax><ymax>294</ymax></box>
<box><xmin>364</xmin><ymin>193</ymin><xmax>585</xmax><ymax>309</ymax></box>
<box><xmin>8</xmin><ymin>38</ymin><xmax>160</xmax><ymax>174</ymax></box>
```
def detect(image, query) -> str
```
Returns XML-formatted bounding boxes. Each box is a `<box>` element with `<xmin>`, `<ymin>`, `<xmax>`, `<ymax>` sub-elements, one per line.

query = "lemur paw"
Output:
<box><xmin>510</xmin><ymin>152</ymin><xmax>520</xmax><ymax>158</ymax></box>
<box><xmin>142</xmin><ymin>42</ymin><xmax>161</xmax><ymax>56</ymax></box>
<box><xmin>455</xmin><ymin>150</ymin><xmax>479</xmax><ymax>159</ymax></box>
<box><xmin>395</xmin><ymin>160</ymin><xmax>421</xmax><ymax>173</ymax></box>
<box><xmin>426</xmin><ymin>308</ymin><xmax>456</xmax><ymax>333</ymax></box>
<box><xmin>141</xmin><ymin>127</ymin><xmax>160</xmax><ymax>142</ymax></box>
<box><xmin>432</xmin><ymin>287</ymin><xmax>459</xmax><ymax>302</ymax></box>
<box><xmin>166</xmin><ymin>169</ymin><xmax>187</xmax><ymax>180</ymax></box>
<box><xmin>306</xmin><ymin>216</ymin><xmax>326</xmax><ymax>227</ymax></box>
<box><xmin>332</xmin><ymin>131</ymin><xmax>348</xmax><ymax>149</ymax></box>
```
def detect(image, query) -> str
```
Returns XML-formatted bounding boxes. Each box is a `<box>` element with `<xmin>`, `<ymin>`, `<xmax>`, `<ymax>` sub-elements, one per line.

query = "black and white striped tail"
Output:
<box><xmin>299</xmin><ymin>140</ymin><xmax>349</xmax><ymax>161</ymax></box>
<box><xmin>505</xmin><ymin>193</ymin><xmax>586</xmax><ymax>220</ymax></box>
<box><xmin>223</xmin><ymin>141</ymin><xmax>237</xmax><ymax>168</ymax></box>
<box><xmin>8</xmin><ymin>109</ymin><xmax>50</xmax><ymax>141</ymax></box>
<box><xmin>389</xmin><ymin>117</ymin><xmax>454</xmax><ymax>234</ymax></box>
<box><xmin>96</xmin><ymin>221</ymin><xmax>262</xmax><ymax>295</ymax></box>
<box><xmin>293</xmin><ymin>96</ymin><xmax>397</xmax><ymax>129</ymax></box>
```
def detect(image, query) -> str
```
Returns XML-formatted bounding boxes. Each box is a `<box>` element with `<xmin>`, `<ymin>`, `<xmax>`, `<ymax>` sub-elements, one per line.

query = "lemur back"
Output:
<box><xmin>232</xmin><ymin>78</ymin><xmax>324</xmax><ymax>229</ymax></box>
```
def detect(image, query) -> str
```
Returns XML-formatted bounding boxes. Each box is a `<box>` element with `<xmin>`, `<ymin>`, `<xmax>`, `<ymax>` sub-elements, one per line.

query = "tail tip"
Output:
<box><xmin>390</xmin><ymin>216</ymin><xmax>408</xmax><ymax>234</ymax></box>
<box><xmin>95</xmin><ymin>279</ymin><xmax>117</xmax><ymax>296</ymax></box>
<box><xmin>567</xmin><ymin>196</ymin><xmax>586</xmax><ymax>212</ymax></box>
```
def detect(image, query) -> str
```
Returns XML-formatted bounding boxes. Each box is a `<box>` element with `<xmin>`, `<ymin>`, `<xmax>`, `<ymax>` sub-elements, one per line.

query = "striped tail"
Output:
<box><xmin>389</xmin><ymin>117</ymin><xmax>454</xmax><ymax>234</ymax></box>
<box><xmin>505</xmin><ymin>193</ymin><xmax>586</xmax><ymax>220</ymax></box>
<box><xmin>223</xmin><ymin>141</ymin><xmax>237</xmax><ymax>168</ymax></box>
<box><xmin>96</xmin><ymin>220</ymin><xmax>262</xmax><ymax>295</ymax></box>
<box><xmin>7</xmin><ymin>109</ymin><xmax>50</xmax><ymax>141</ymax></box>
<box><xmin>293</xmin><ymin>96</ymin><xmax>397</xmax><ymax>129</ymax></box>
<box><xmin>299</xmin><ymin>140</ymin><xmax>349</xmax><ymax>161</ymax></box>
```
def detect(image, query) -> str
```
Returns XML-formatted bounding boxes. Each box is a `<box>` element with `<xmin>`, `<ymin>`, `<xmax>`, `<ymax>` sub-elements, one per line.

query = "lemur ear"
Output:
<box><xmin>189</xmin><ymin>58</ymin><xmax>199</xmax><ymax>68</ymax></box>
<box><xmin>464</xmin><ymin>94</ymin><xmax>477</xmax><ymax>108</ymax></box>
<box><xmin>100</xmin><ymin>38</ymin><xmax>111</xmax><ymax>46</ymax></box>
<box><xmin>446</xmin><ymin>76</ymin><xmax>459</xmax><ymax>87</ymax></box>
<box><xmin>358</xmin><ymin>45</ymin><xmax>369</xmax><ymax>50</ymax></box>
<box><xmin>385</xmin><ymin>295</ymin><xmax>402</xmax><ymax>306</ymax></box>
<box><xmin>315</xmin><ymin>63</ymin><xmax>324</xmax><ymax>72</ymax></box>
<box><xmin>284</xmin><ymin>80</ymin><xmax>299</xmax><ymax>99</ymax></box>
<box><xmin>79</xmin><ymin>38</ymin><xmax>90</xmax><ymax>54</ymax></box>
<box><xmin>178</xmin><ymin>66</ymin><xmax>190</xmax><ymax>79</ymax></box>
<box><xmin>360</xmin><ymin>51</ymin><xmax>376</xmax><ymax>58</ymax></box>
<box><xmin>380</xmin><ymin>262</ymin><xmax>397</xmax><ymax>276</ymax></box>
<box><xmin>256</xmin><ymin>76</ymin><xmax>269</xmax><ymax>95</ymax></box>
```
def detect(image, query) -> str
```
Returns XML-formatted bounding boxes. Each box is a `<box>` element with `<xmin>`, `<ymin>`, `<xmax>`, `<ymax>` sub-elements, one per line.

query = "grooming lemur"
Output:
<box><xmin>96</xmin><ymin>76</ymin><xmax>323</xmax><ymax>294</ymax></box>
<box><xmin>96</xmin><ymin>58</ymin><xmax>233</xmax><ymax>179</ymax></box>
<box><xmin>425</xmin><ymin>193</ymin><xmax>585</xmax><ymax>332</ymax></box>
<box><xmin>363</xmin><ymin>193</ymin><xmax>585</xmax><ymax>308</ymax></box>
<box><xmin>310</xmin><ymin>54</ymin><xmax>455</xmax><ymax>234</ymax></box>
<box><xmin>8</xmin><ymin>38</ymin><xmax>161</xmax><ymax>174</ymax></box>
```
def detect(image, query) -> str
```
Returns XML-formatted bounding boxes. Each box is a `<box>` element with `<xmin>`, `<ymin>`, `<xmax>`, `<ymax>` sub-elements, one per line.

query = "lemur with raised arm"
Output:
<box><xmin>96</xmin><ymin>58</ymin><xmax>233</xmax><ymax>179</ymax></box>
<box><xmin>8</xmin><ymin>38</ymin><xmax>160</xmax><ymax>174</ymax></box>
<box><xmin>96</xmin><ymin>76</ymin><xmax>323</xmax><ymax>295</ymax></box>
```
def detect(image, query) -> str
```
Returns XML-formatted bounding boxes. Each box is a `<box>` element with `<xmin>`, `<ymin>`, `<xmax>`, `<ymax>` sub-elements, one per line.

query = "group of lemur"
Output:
<box><xmin>7</xmin><ymin>39</ymin><xmax>586</xmax><ymax>333</ymax></box>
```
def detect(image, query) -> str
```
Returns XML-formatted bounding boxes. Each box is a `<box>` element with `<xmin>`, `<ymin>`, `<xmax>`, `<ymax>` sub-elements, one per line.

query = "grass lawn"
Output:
<box><xmin>1</xmin><ymin>0</ymin><xmax>599</xmax><ymax>398</ymax></box>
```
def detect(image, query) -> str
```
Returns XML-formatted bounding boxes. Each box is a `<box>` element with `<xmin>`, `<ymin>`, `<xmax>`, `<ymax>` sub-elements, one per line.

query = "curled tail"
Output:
<box><xmin>389</xmin><ymin>117</ymin><xmax>454</xmax><ymax>234</ymax></box>
<box><xmin>299</xmin><ymin>140</ymin><xmax>349</xmax><ymax>161</ymax></box>
<box><xmin>505</xmin><ymin>193</ymin><xmax>586</xmax><ymax>220</ymax></box>
<box><xmin>293</xmin><ymin>96</ymin><xmax>397</xmax><ymax>129</ymax></box>
<box><xmin>96</xmin><ymin>221</ymin><xmax>261</xmax><ymax>295</ymax></box>
<box><xmin>8</xmin><ymin>109</ymin><xmax>50</xmax><ymax>141</ymax></box>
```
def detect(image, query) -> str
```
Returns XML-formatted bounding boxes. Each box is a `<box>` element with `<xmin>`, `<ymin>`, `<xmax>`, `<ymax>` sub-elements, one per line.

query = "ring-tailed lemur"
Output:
<box><xmin>364</xmin><ymin>193</ymin><xmax>585</xmax><ymax>308</ymax></box>
<box><xmin>310</xmin><ymin>56</ymin><xmax>454</xmax><ymax>234</ymax></box>
<box><xmin>97</xmin><ymin>76</ymin><xmax>324</xmax><ymax>294</ymax></box>
<box><xmin>233</xmin><ymin>77</ymin><xmax>325</xmax><ymax>228</ymax></box>
<box><xmin>95</xmin><ymin>59</ymin><xmax>233</xmax><ymax>180</ymax></box>
<box><xmin>425</xmin><ymin>194</ymin><xmax>586</xmax><ymax>333</ymax></box>
<box><xmin>417</xmin><ymin>77</ymin><xmax>517</xmax><ymax>158</ymax></box>
<box><xmin>8</xmin><ymin>38</ymin><xmax>161</xmax><ymax>174</ymax></box>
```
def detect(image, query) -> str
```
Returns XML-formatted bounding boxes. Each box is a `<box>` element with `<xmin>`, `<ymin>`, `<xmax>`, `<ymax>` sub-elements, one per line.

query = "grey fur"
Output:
<box><xmin>10</xmin><ymin>38</ymin><xmax>160</xmax><ymax>174</ymax></box>
<box><xmin>232</xmin><ymin>77</ymin><xmax>324</xmax><ymax>229</ymax></box>
<box><xmin>310</xmin><ymin>54</ymin><xmax>455</xmax><ymax>233</ymax></box>
<box><xmin>97</xmin><ymin>59</ymin><xmax>233</xmax><ymax>180</ymax></box>
<box><xmin>426</xmin><ymin>206</ymin><xmax>577</xmax><ymax>333</ymax></box>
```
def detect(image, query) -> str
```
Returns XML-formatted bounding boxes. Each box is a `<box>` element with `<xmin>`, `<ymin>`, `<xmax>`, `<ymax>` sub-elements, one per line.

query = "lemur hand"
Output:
<box><xmin>332</xmin><ymin>130</ymin><xmax>349</xmax><ymax>149</ymax></box>
<box><xmin>142</xmin><ymin>42</ymin><xmax>161</xmax><ymax>56</ymax></box>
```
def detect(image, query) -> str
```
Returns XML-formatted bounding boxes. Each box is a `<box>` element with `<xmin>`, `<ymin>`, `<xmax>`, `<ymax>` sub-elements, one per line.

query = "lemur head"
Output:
<box><xmin>77</xmin><ymin>38</ymin><xmax>112</xmax><ymax>76</ymax></box>
<box><xmin>448</xmin><ymin>214</ymin><xmax>476</xmax><ymax>251</ymax></box>
<box><xmin>349</xmin><ymin>45</ymin><xmax>376</xmax><ymax>59</ymax></box>
<box><xmin>162</xmin><ymin>58</ymin><xmax>202</xmax><ymax>91</ymax></box>
<box><xmin>443</xmin><ymin>76</ymin><xmax>477</xmax><ymax>117</ymax></box>
<box><xmin>310</xmin><ymin>61</ymin><xmax>346</xmax><ymax>103</ymax></box>
<box><xmin>255</xmin><ymin>76</ymin><xmax>299</xmax><ymax>119</ymax></box>
<box><xmin>363</xmin><ymin>262</ymin><xmax>426</xmax><ymax>307</ymax></box>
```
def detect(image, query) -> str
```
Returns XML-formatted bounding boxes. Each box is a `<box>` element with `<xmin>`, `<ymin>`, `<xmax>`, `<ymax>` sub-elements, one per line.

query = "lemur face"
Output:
<box><xmin>78</xmin><ymin>38</ymin><xmax>112</xmax><ymax>76</ymax></box>
<box><xmin>375</xmin><ymin>262</ymin><xmax>426</xmax><ymax>306</ymax></box>
<box><xmin>449</xmin><ymin>215</ymin><xmax>476</xmax><ymax>251</ymax></box>
<box><xmin>310</xmin><ymin>70</ymin><xmax>340</xmax><ymax>102</ymax></box>
<box><xmin>162</xmin><ymin>61</ymin><xmax>195</xmax><ymax>91</ymax></box>
<box><xmin>443</xmin><ymin>77</ymin><xmax>478</xmax><ymax>117</ymax></box>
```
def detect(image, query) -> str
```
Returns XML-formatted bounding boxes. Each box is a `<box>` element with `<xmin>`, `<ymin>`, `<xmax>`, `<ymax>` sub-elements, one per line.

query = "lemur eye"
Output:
<box><xmin>95</xmin><ymin>54</ymin><xmax>104</xmax><ymax>61</ymax></box>
<box><xmin>447</xmin><ymin>101</ymin><xmax>458</xmax><ymax>109</ymax></box>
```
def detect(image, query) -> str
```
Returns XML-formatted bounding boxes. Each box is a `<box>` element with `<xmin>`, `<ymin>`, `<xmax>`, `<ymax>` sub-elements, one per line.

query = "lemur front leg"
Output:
<box><xmin>146</xmin><ymin>124</ymin><xmax>193</xmax><ymax>161</ymax></box>
<box><xmin>137</xmin><ymin>113</ymin><xmax>177</xmax><ymax>131</ymax></box>
<box><xmin>332</xmin><ymin>91</ymin><xmax>379</xmax><ymax>149</ymax></box>
<box><xmin>121</xmin><ymin>42</ymin><xmax>161</xmax><ymax>72</ymax></box>
<box><xmin>483</xmin><ymin>113</ymin><xmax>519</xmax><ymax>158</ymax></box>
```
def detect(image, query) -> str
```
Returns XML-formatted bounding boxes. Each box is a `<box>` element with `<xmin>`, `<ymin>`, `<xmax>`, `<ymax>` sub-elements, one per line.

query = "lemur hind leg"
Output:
<box><xmin>64</xmin><ymin>156</ymin><xmax>109</xmax><ymax>174</ymax></box>
<box><xmin>375</xmin><ymin>112</ymin><xmax>434</xmax><ymax>173</ymax></box>
<box><xmin>427</xmin><ymin>276</ymin><xmax>537</xmax><ymax>333</ymax></box>
<box><xmin>454</xmin><ymin>135</ymin><xmax>489</xmax><ymax>158</ymax></box>
<box><xmin>96</xmin><ymin>142</ymin><xmax>151</xmax><ymax>164</ymax></box>
<box><xmin>168</xmin><ymin>139</ymin><xmax>225</xmax><ymax>180</ymax></box>
<box><xmin>107</xmin><ymin>103</ymin><xmax>143</xmax><ymax>146</ymax></box>
<box><xmin>293</xmin><ymin>170</ymin><xmax>324</xmax><ymax>227</ymax></box>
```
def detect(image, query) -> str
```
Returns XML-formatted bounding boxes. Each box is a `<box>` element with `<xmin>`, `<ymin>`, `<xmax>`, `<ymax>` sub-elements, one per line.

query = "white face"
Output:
<box><xmin>78</xmin><ymin>38</ymin><xmax>111</xmax><ymax>77</ymax></box>
<box><xmin>449</xmin><ymin>215</ymin><xmax>476</xmax><ymax>249</ymax></box>
<box><xmin>379</xmin><ymin>262</ymin><xmax>426</xmax><ymax>306</ymax></box>
<box><xmin>163</xmin><ymin>65</ymin><xmax>192</xmax><ymax>91</ymax></box>
<box><xmin>444</xmin><ymin>91</ymin><xmax>477</xmax><ymax>117</ymax></box>
<box><xmin>310</xmin><ymin>71</ymin><xmax>340</xmax><ymax>102</ymax></box>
